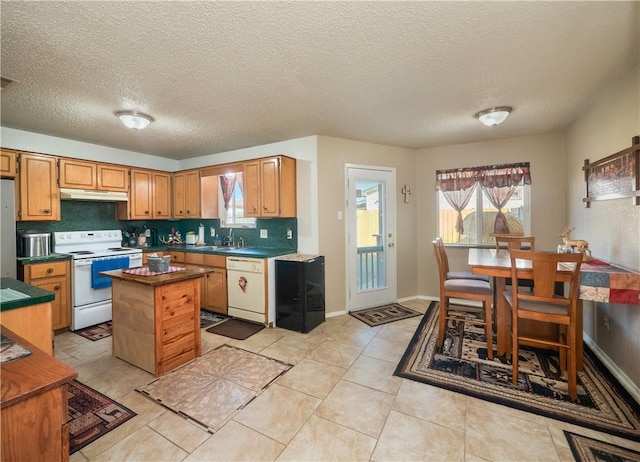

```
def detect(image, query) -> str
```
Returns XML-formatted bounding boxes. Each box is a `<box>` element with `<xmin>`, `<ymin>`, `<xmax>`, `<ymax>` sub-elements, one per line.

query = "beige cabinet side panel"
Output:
<box><xmin>112</xmin><ymin>281</ymin><xmax>155</xmax><ymax>374</ymax></box>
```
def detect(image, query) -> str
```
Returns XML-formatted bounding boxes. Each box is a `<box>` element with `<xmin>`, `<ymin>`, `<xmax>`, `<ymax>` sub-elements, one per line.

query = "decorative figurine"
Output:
<box><xmin>559</xmin><ymin>226</ymin><xmax>592</xmax><ymax>261</ymax></box>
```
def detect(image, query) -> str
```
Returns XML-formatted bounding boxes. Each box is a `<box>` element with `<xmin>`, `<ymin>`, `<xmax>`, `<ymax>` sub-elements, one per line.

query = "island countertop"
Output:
<box><xmin>0</xmin><ymin>278</ymin><xmax>55</xmax><ymax>312</ymax></box>
<box><xmin>100</xmin><ymin>266</ymin><xmax>211</xmax><ymax>286</ymax></box>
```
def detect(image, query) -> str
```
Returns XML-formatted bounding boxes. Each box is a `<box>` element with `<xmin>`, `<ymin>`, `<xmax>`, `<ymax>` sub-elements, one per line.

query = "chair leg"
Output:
<box><xmin>568</xmin><ymin>326</ymin><xmax>577</xmax><ymax>401</ymax></box>
<box><xmin>484</xmin><ymin>296</ymin><xmax>493</xmax><ymax>360</ymax></box>
<box><xmin>512</xmin><ymin>322</ymin><xmax>519</xmax><ymax>386</ymax></box>
<box><xmin>437</xmin><ymin>296</ymin><xmax>447</xmax><ymax>348</ymax></box>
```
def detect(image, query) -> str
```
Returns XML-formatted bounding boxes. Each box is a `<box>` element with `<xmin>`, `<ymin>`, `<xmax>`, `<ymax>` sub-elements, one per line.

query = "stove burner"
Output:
<box><xmin>69</xmin><ymin>250</ymin><xmax>94</xmax><ymax>255</ymax></box>
<box><xmin>108</xmin><ymin>247</ymin><xmax>132</xmax><ymax>252</ymax></box>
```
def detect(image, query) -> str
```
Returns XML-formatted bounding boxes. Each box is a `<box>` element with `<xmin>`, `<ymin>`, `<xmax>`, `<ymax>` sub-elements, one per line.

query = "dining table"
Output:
<box><xmin>467</xmin><ymin>248</ymin><xmax>585</xmax><ymax>369</ymax></box>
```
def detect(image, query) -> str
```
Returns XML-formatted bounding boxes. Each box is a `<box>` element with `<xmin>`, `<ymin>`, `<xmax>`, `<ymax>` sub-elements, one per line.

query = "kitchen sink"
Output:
<box><xmin>193</xmin><ymin>245</ymin><xmax>240</xmax><ymax>251</ymax></box>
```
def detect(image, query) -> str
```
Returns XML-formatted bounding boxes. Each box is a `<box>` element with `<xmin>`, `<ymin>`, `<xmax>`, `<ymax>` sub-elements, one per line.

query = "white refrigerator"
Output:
<box><xmin>1</xmin><ymin>179</ymin><xmax>17</xmax><ymax>278</ymax></box>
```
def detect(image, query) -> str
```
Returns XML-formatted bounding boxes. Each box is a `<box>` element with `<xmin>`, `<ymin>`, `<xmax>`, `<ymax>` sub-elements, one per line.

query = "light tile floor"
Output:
<box><xmin>57</xmin><ymin>299</ymin><xmax>640</xmax><ymax>461</ymax></box>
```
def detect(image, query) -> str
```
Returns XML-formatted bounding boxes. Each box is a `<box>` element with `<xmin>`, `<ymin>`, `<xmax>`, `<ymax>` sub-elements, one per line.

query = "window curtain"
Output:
<box><xmin>220</xmin><ymin>174</ymin><xmax>237</xmax><ymax>210</ymax></box>
<box><xmin>477</xmin><ymin>164</ymin><xmax>531</xmax><ymax>234</ymax></box>
<box><xmin>442</xmin><ymin>185</ymin><xmax>477</xmax><ymax>235</ymax></box>
<box><xmin>436</xmin><ymin>162</ymin><xmax>531</xmax><ymax>236</ymax></box>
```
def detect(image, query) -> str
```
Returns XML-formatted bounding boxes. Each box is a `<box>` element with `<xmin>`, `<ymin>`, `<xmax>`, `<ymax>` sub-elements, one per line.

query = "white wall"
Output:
<box><xmin>1</xmin><ymin>127</ymin><xmax>179</xmax><ymax>171</ymax></box>
<box><xmin>565</xmin><ymin>64</ymin><xmax>640</xmax><ymax>390</ymax></box>
<box><xmin>415</xmin><ymin>132</ymin><xmax>567</xmax><ymax>298</ymax></box>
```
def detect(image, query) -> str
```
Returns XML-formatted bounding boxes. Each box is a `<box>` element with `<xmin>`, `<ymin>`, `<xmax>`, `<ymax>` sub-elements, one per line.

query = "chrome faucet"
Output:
<box><xmin>225</xmin><ymin>228</ymin><xmax>234</xmax><ymax>246</ymax></box>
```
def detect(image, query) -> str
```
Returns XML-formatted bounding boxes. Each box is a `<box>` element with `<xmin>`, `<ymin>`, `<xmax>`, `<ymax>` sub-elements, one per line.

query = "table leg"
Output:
<box><xmin>495</xmin><ymin>276</ymin><xmax>508</xmax><ymax>357</ymax></box>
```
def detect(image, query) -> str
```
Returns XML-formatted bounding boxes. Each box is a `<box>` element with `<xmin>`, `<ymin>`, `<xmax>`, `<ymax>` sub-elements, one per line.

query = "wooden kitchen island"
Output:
<box><xmin>100</xmin><ymin>267</ymin><xmax>210</xmax><ymax>377</ymax></box>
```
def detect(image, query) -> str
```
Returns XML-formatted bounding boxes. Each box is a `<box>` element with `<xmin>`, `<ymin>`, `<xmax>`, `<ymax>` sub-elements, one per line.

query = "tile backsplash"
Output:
<box><xmin>16</xmin><ymin>201</ymin><xmax>297</xmax><ymax>250</ymax></box>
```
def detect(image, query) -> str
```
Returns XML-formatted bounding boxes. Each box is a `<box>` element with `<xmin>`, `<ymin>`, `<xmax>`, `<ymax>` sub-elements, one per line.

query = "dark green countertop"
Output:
<box><xmin>0</xmin><ymin>278</ymin><xmax>55</xmax><ymax>312</ymax></box>
<box><xmin>141</xmin><ymin>245</ymin><xmax>295</xmax><ymax>259</ymax></box>
<box><xmin>17</xmin><ymin>253</ymin><xmax>72</xmax><ymax>265</ymax></box>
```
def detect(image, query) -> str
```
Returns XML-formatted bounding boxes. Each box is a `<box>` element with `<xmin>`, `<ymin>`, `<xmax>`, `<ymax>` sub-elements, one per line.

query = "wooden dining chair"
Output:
<box><xmin>433</xmin><ymin>237</ymin><xmax>489</xmax><ymax>282</ymax></box>
<box><xmin>494</xmin><ymin>234</ymin><xmax>536</xmax><ymax>292</ymax></box>
<box><xmin>433</xmin><ymin>239</ymin><xmax>494</xmax><ymax>359</ymax></box>
<box><xmin>504</xmin><ymin>250</ymin><xmax>583</xmax><ymax>400</ymax></box>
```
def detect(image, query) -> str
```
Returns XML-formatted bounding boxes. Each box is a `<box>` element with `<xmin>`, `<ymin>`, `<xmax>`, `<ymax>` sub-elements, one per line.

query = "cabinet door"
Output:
<box><xmin>172</xmin><ymin>172</ymin><xmax>186</xmax><ymax>218</ymax></box>
<box><xmin>97</xmin><ymin>164</ymin><xmax>128</xmax><ymax>191</ymax></box>
<box><xmin>58</xmin><ymin>159</ymin><xmax>97</xmax><ymax>189</ymax></box>
<box><xmin>1</xmin><ymin>149</ymin><xmax>17</xmax><ymax>178</ymax></box>
<box><xmin>205</xmin><ymin>267</ymin><xmax>228</xmax><ymax>314</ymax></box>
<box><xmin>243</xmin><ymin>160</ymin><xmax>261</xmax><ymax>217</ymax></box>
<box><xmin>18</xmin><ymin>153</ymin><xmax>60</xmax><ymax>221</ymax></box>
<box><xmin>260</xmin><ymin>158</ymin><xmax>280</xmax><ymax>217</ymax></box>
<box><xmin>153</xmin><ymin>172</ymin><xmax>171</xmax><ymax>218</ymax></box>
<box><xmin>184</xmin><ymin>170</ymin><xmax>201</xmax><ymax>218</ymax></box>
<box><xmin>129</xmin><ymin>169</ymin><xmax>152</xmax><ymax>219</ymax></box>
<box><xmin>39</xmin><ymin>277</ymin><xmax>69</xmax><ymax>330</ymax></box>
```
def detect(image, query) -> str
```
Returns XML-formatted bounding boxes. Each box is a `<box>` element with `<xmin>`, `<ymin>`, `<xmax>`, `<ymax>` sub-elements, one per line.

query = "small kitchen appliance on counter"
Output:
<box><xmin>17</xmin><ymin>229</ymin><xmax>51</xmax><ymax>257</ymax></box>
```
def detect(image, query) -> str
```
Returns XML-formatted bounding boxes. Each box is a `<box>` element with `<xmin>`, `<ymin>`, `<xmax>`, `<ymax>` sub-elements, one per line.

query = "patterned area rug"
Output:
<box><xmin>67</xmin><ymin>380</ymin><xmax>136</xmax><ymax>454</ymax></box>
<box><xmin>564</xmin><ymin>430</ymin><xmax>640</xmax><ymax>461</ymax></box>
<box><xmin>395</xmin><ymin>302</ymin><xmax>640</xmax><ymax>442</ymax></box>
<box><xmin>74</xmin><ymin>322</ymin><xmax>112</xmax><ymax>341</ymax></box>
<box><xmin>137</xmin><ymin>345</ymin><xmax>291</xmax><ymax>432</ymax></box>
<box><xmin>200</xmin><ymin>310</ymin><xmax>226</xmax><ymax>329</ymax></box>
<box><xmin>350</xmin><ymin>303</ymin><xmax>421</xmax><ymax>327</ymax></box>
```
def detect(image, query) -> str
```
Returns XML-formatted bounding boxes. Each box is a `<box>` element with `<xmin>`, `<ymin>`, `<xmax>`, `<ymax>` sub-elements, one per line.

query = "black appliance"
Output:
<box><xmin>276</xmin><ymin>255</ymin><xmax>325</xmax><ymax>333</ymax></box>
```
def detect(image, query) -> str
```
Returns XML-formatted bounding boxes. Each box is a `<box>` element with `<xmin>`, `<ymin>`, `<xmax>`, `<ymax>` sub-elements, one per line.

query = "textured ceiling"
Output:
<box><xmin>1</xmin><ymin>2</ymin><xmax>638</xmax><ymax>160</ymax></box>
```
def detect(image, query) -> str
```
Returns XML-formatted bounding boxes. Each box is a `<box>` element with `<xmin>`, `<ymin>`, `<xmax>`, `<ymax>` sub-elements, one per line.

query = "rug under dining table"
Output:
<box><xmin>395</xmin><ymin>302</ymin><xmax>640</xmax><ymax>442</ymax></box>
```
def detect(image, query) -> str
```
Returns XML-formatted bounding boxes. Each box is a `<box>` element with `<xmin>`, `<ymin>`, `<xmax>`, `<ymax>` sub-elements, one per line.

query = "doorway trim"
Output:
<box><xmin>345</xmin><ymin>163</ymin><xmax>397</xmax><ymax>312</ymax></box>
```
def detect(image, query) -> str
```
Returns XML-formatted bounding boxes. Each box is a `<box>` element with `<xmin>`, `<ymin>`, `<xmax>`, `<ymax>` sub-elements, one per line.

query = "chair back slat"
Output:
<box><xmin>495</xmin><ymin>235</ymin><xmax>535</xmax><ymax>251</ymax></box>
<box><xmin>510</xmin><ymin>250</ymin><xmax>582</xmax><ymax>302</ymax></box>
<box><xmin>432</xmin><ymin>238</ymin><xmax>448</xmax><ymax>284</ymax></box>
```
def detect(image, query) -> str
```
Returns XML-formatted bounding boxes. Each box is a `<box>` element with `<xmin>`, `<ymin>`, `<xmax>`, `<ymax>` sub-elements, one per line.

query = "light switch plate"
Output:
<box><xmin>210</xmin><ymin>227</ymin><xmax>215</xmax><ymax>237</ymax></box>
<box><xmin>260</xmin><ymin>229</ymin><xmax>268</xmax><ymax>238</ymax></box>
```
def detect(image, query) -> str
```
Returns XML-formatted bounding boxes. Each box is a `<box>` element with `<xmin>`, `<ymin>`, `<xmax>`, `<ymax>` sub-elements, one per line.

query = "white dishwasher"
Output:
<box><xmin>227</xmin><ymin>257</ymin><xmax>267</xmax><ymax>324</ymax></box>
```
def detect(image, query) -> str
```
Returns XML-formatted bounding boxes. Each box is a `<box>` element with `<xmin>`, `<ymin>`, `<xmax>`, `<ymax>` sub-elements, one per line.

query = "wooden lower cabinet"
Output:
<box><xmin>203</xmin><ymin>255</ymin><xmax>227</xmax><ymax>315</ymax></box>
<box><xmin>1</xmin><ymin>326</ymin><xmax>77</xmax><ymax>462</ymax></box>
<box><xmin>19</xmin><ymin>260</ymin><xmax>70</xmax><ymax>332</ymax></box>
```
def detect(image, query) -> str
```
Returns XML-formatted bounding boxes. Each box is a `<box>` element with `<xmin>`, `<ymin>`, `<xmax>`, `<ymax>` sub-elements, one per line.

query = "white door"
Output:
<box><xmin>346</xmin><ymin>165</ymin><xmax>397</xmax><ymax>311</ymax></box>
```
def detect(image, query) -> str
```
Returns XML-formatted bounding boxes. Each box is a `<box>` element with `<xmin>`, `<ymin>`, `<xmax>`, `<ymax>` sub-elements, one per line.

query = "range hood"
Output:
<box><xmin>60</xmin><ymin>188</ymin><xmax>128</xmax><ymax>202</ymax></box>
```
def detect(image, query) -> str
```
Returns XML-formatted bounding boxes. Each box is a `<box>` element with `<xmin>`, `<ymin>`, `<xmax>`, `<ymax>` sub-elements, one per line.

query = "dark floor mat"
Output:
<box><xmin>205</xmin><ymin>318</ymin><xmax>265</xmax><ymax>340</ymax></box>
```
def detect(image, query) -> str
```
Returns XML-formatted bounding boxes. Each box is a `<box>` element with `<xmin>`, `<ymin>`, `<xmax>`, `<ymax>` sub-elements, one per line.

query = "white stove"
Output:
<box><xmin>54</xmin><ymin>230</ymin><xmax>142</xmax><ymax>259</ymax></box>
<box><xmin>54</xmin><ymin>230</ymin><xmax>143</xmax><ymax>330</ymax></box>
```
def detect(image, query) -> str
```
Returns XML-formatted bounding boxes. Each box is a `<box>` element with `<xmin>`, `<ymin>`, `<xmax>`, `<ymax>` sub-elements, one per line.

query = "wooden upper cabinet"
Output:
<box><xmin>172</xmin><ymin>170</ymin><xmax>201</xmax><ymax>218</ymax></box>
<box><xmin>243</xmin><ymin>160</ymin><xmax>261</xmax><ymax>217</ymax></box>
<box><xmin>59</xmin><ymin>158</ymin><xmax>128</xmax><ymax>192</ymax></box>
<box><xmin>244</xmin><ymin>155</ymin><xmax>296</xmax><ymax>217</ymax></box>
<box><xmin>152</xmin><ymin>171</ymin><xmax>171</xmax><ymax>218</ymax></box>
<box><xmin>97</xmin><ymin>164</ymin><xmax>128</xmax><ymax>191</ymax></box>
<box><xmin>17</xmin><ymin>153</ymin><xmax>60</xmax><ymax>221</ymax></box>
<box><xmin>116</xmin><ymin>168</ymin><xmax>170</xmax><ymax>220</ymax></box>
<box><xmin>59</xmin><ymin>158</ymin><xmax>97</xmax><ymax>189</ymax></box>
<box><xmin>1</xmin><ymin>149</ymin><xmax>18</xmax><ymax>178</ymax></box>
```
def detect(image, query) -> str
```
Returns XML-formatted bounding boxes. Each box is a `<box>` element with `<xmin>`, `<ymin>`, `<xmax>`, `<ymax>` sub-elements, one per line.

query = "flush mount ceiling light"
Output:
<box><xmin>115</xmin><ymin>110</ymin><xmax>155</xmax><ymax>130</ymax></box>
<box><xmin>474</xmin><ymin>106</ymin><xmax>512</xmax><ymax>127</ymax></box>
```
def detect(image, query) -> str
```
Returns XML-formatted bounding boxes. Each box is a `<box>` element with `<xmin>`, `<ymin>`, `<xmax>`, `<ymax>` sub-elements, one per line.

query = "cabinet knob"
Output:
<box><xmin>144</xmin><ymin>210</ymin><xmax>149</xmax><ymax>215</ymax></box>
<box><xmin>179</xmin><ymin>210</ymin><xmax>183</xmax><ymax>214</ymax></box>
<box><xmin>54</xmin><ymin>285</ymin><xmax>60</xmax><ymax>291</ymax></box>
<box><xmin>43</xmin><ymin>209</ymin><xmax>51</xmax><ymax>214</ymax></box>
<box><xmin>47</xmin><ymin>268</ymin><xmax>54</xmax><ymax>274</ymax></box>
<box><xmin>186</xmin><ymin>210</ymin><xmax>190</xmax><ymax>214</ymax></box>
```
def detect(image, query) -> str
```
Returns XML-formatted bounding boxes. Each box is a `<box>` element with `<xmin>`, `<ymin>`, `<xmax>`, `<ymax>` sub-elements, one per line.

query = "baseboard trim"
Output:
<box><xmin>326</xmin><ymin>309</ymin><xmax>347</xmax><ymax>318</ymax></box>
<box><xmin>583</xmin><ymin>333</ymin><xmax>640</xmax><ymax>405</ymax></box>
